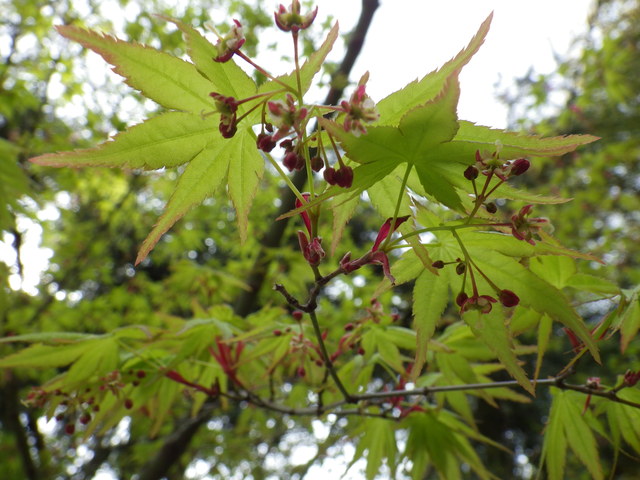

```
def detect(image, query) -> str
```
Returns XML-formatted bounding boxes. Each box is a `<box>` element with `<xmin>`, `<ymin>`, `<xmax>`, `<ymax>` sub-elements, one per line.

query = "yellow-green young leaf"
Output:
<box><xmin>161</xmin><ymin>17</ymin><xmax>256</xmax><ymax>102</ymax></box>
<box><xmin>411</xmin><ymin>270</ymin><xmax>448</xmax><ymax>379</ymax></box>
<box><xmin>227</xmin><ymin>129</ymin><xmax>265</xmax><ymax>242</ymax></box>
<box><xmin>529</xmin><ymin>255</ymin><xmax>577</xmax><ymax>289</ymax></box>
<box><xmin>608</xmin><ymin>389</ymin><xmax>640</xmax><ymax>454</ymax></box>
<box><xmin>565</xmin><ymin>273</ymin><xmax>620</xmax><ymax>295</ymax></box>
<box><xmin>620</xmin><ymin>293</ymin><xmax>640</xmax><ymax>352</ymax></box>
<box><xmin>452</xmin><ymin>121</ymin><xmax>599</xmax><ymax>158</ymax></box>
<box><xmin>65</xmin><ymin>338</ymin><xmax>119</xmax><ymax>387</ymax></box>
<box><xmin>372</xmin><ymin>328</ymin><xmax>404</xmax><ymax>373</ymax></box>
<box><xmin>367</xmin><ymin>165</ymin><xmax>413</xmax><ymax>218</ymax></box>
<box><xmin>136</xmin><ymin>136</ymin><xmax>233</xmax><ymax>264</ymax></box>
<box><xmin>56</xmin><ymin>26</ymin><xmax>213</xmax><ymax>113</ymax></box>
<box><xmin>330</xmin><ymin>193</ymin><xmax>359</xmax><ymax>255</ymax></box>
<box><xmin>0</xmin><ymin>342</ymin><xmax>92</xmax><ymax>369</ymax></box>
<box><xmin>559</xmin><ymin>391</ymin><xmax>604</xmax><ymax>480</ymax></box>
<box><xmin>0</xmin><ymin>332</ymin><xmax>97</xmax><ymax>344</ymax></box>
<box><xmin>376</xmin><ymin>13</ymin><xmax>493</xmax><ymax>126</ymax></box>
<box><xmin>350</xmin><ymin>418</ymin><xmax>397</xmax><ymax>480</ymax></box>
<box><xmin>325</xmin><ymin>77</ymin><xmax>463</xmax><ymax>209</ymax></box>
<box><xmin>534</xmin><ymin>314</ymin><xmax>553</xmax><ymax>382</ymax></box>
<box><xmin>541</xmin><ymin>389</ymin><xmax>568</xmax><ymax>480</ymax></box>
<box><xmin>463</xmin><ymin>309</ymin><xmax>534</xmax><ymax>395</ymax></box>
<box><xmin>31</xmin><ymin>112</ymin><xmax>217</xmax><ymax>169</ymax></box>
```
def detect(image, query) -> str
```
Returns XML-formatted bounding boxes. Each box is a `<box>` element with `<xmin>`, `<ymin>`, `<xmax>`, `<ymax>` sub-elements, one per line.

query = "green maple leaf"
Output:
<box><xmin>30</xmin><ymin>22</ymin><xmax>263</xmax><ymax>263</ymax></box>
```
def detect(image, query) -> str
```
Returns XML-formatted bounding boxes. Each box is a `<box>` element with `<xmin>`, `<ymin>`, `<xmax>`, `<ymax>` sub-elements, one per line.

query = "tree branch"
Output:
<box><xmin>139</xmin><ymin>2</ymin><xmax>381</xmax><ymax>478</ymax></box>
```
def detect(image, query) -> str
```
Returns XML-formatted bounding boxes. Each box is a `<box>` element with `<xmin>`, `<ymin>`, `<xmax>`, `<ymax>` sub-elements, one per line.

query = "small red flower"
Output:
<box><xmin>213</xmin><ymin>19</ymin><xmax>245</xmax><ymax>63</ymax></box>
<box><xmin>510</xmin><ymin>204</ymin><xmax>547</xmax><ymax>245</ymax></box>
<box><xmin>460</xmin><ymin>294</ymin><xmax>497</xmax><ymax>314</ymax></box>
<box><xmin>274</xmin><ymin>1</ymin><xmax>318</xmax><ymax>33</ymax></box>
<box><xmin>341</xmin><ymin>75</ymin><xmax>379</xmax><ymax>136</ymax></box>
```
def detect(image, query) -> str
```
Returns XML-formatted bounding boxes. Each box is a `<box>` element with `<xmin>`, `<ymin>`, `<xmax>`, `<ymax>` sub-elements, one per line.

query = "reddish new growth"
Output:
<box><xmin>340</xmin><ymin>215</ymin><xmax>409</xmax><ymax>284</ymax></box>
<box><xmin>209</xmin><ymin>337</ymin><xmax>245</xmax><ymax>386</ymax></box>
<box><xmin>296</xmin><ymin>194</ymin><xmax>325</xmax><ymax>266</ymax></box>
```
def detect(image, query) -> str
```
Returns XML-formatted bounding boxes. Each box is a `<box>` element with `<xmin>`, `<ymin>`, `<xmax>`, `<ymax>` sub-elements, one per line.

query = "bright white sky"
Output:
<box><xmin>319</xmin><ymin>0</ymin><xmax>593</xmax><ymax>128</ymax></box>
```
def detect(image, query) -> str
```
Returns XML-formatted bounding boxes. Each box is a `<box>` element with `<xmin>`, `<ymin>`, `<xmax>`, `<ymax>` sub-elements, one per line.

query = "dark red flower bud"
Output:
<box><xmin>432</xmin><ymin>260</ymin><xmax>445</xmax><ymax>269</ymax></box>
<box><xmin>292</xmin><ymin>310</ymin><xmax>303</xmax><ymax>321</ymax></box>
<box><xmin>334</xmin><ymin>166</ymin><xmax>354</xmax><ymax>188</ymax></box>
<box><xmin>456</xmin><ymin>292</ymin><xmax>469</xmax><ymax>307</ymax></box>
<box><xmin>485</xmin><ymin>202</ymin><xmax>498</xmax><ymax>214</ymax></box>
<box><xmin>455</xmin><ymin>262</ymin><xmax>466</xmax><ymax>275</ymax></box>
<box><xmin>283</xmin><ymin>151</ymin><xmax>300</xmax><ymax>171</ymax></box>
<box><xmin>464</xmin><ymin>165</ymin><xmax>479</xmax><ymax>180</ymax></box>
<box><xmin>136</xmin><ymin>370</ymin><xmax>146</xmax><ymax>379</ymax></box>
<box><xmin>219</xmin><ymin>120</ymin><xmax>237</xmax><ymax>139</ymax></box>
<box><xmin>498</xmin><ymin>289</ymin><xmax>520</xmax><ymax>307</ymax></box>
<box><xmin>124</xmin><ymin>398</ymin><xmax>134</xmax><ymax>410</ymax></box>
<box><xmin>79</xmin><ymin>413</ymin><xmax>91</xmax><ymax>425</ymax></box>
<box><xmin>65</xmin><ymin>424</ymin><xmax>75</xmax><ymax>435</ymax></box>
<box><xmin>357</xmin><ymin>347</ymin><xmax>365</xmax><ymax>355</ymax></box>
<box><xmin>323</xmin><ymin>166</ymin><xmax>337</xmax><ymax>185</ymax></box>
<box><xmin>510</xmin><ymin>158</ymin><xmax>530</xmax><ymax>176</ymax></box>
<box><xmin>257</xmin><ymin>133</ymin><xmax>277</xmax><ymax>152</ymax></box>
<box><xmin>280</xmin><ymin>139</ymin><xmax>294</xmax><ymax>151</ymax></box>
<box><xmin>310</xmin><ymin>156</ymin><xmax>324</xmax><ymax>172</ymax></box>
<box><xmin>344</xmin><ymin>323</ymin><xmax>355</xmax><ymax>331</ymax></box>
<box><xmin>273</xmin><ymin>329</ymin><xmax>282</xmax><ymax>336</ymax></box>
<box><xmin>297</xmin><ymin>366</ymin><xmax>306</xmax><ymax>377</ymax></box>
<box><xmin>624</xmin><ymin>370</ymin><xmax>640</xmax><ymax>387</ymax></box>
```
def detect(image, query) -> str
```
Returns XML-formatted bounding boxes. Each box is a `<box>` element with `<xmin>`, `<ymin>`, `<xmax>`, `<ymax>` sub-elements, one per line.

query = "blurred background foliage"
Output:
<box><xmin>0</xmin><ymin>0</ymin><xmax>638</xmax><ymax>479</ymax></box>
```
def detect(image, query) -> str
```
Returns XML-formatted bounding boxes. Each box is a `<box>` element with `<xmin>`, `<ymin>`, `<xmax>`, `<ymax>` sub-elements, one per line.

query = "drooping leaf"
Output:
<box><xmin>541</xmin><ymin>389</ymin><xmax>568</xmax><ymax>480</ymax></box>
<box><xmin>411</xmin><ymin>270</ymin><xmax>449</xmax><ymax>379</ymax></box>
<box><xmin>56</xmin><ymin>25</ymin><xmax>214</xmax><ymax>113</ymax></box>
<box><xmin>136</xmin><ymin>136</ymin><xmax>235</xmax><ymax>264</ymax></box>
<box><xmin>559</xmin><ymin>391</ymin><xmax>604</xmax><ymax>480</ymax></box>
<box><xmin>619</xmin><ymin>292</ymin><xmax>640</xmax><ymax>352</ymax></box>
<box><xmin>463</xmin><ymin>309</ymin><xmax>534</xmax><ymax>395</ymax></box>
<box><xmin>452</xmin><ymin>121</ymin><xmax>599</xmax><ymax>158</ymax></box>
<box><xmin>226</xmin><ymin>129</ymin><xmax>265</xmax><ymax>242</ymax></box>
<box><xmin>0</xmin><ymin>342</ymin><xmax>93</xmax><ymax>369</ymax></box>
<box><xmin>31</xmin><ymin>112</ymin><xmax>217</xmax><ymax>169</ymax></box>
